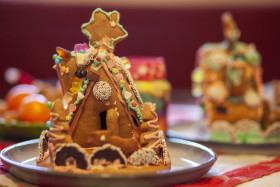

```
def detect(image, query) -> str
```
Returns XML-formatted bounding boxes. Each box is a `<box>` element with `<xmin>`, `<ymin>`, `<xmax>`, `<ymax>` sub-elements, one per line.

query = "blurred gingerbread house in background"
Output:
<box><xmin>192</xmin><ymin>12</ymin><xmax>280</xmax><ymax>143</ymax></box>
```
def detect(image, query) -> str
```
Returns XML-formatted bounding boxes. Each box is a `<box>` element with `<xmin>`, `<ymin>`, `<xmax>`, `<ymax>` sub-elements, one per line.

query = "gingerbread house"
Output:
<box><xmin>36</xmin><ymin>8</ymin><xmax>170</xmax><ymax>171</ymax></box>
<box><xmin>193</xmin><ymin>12</ymin><xmax>263</xmax><ymax>124</ymax></box>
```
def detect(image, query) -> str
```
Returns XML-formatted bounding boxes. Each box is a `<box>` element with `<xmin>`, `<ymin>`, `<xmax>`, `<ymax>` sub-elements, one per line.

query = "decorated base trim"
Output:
<box><xmin>37</xmin><ymin>130</ymin><xmax>49</xmax><ymax>162</ymax></box>
<box><xmin>128</xmin><ymin>148</ymin><xmax>159</xmax><ymax>166</ymax></box>
<box><xmin>210</xmin><ymin>119</ymin><xmax>280</xmax><ymax>143</ymax></box>
<box><xmin>90</xmin><ymin>144</ymin><xmax>127</xmax><ymax>167</ymax></box>
<box><xmin>54</xmin><ymin>143</ymin><xmax>90</xmax><ymax>170</ymax></box>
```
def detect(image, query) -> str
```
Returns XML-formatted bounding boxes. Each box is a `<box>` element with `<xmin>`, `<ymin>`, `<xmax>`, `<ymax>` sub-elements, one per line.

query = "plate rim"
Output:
<box><xmin>0</xmin><ymin>138</ymin><xmax>217</xmax><ymax>180</ymax></box>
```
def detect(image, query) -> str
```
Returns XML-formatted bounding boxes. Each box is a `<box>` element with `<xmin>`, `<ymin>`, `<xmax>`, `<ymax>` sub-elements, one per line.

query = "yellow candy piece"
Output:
<box><xmin>191</xmin><ymin>67</ymin><xmax>204</xmax><ymax>83</ymax></box>
<box><xmin>120</xmin><ymin>80</ymin><xmax>125</xmax><ymax>85</ymax></box>
<box><xmin>70</xmin><ymin>78</ymin><xmax>82</xmax><ymax>94</ymax></box>
<box><xmin>112</xmin><ymin>68</ymin><xmax>119</xmax><ymax>74</ymax></box>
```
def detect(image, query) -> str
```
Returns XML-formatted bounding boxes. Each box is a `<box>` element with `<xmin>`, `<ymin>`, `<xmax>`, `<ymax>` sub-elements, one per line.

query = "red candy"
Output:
<box><xmin>96</xmin><ymin>57</ymin><xmax>101</xmax><ymax>61</ymax></box>
<box><xmin>132</xmin><ymin>102</ymin><xmax>137</xmax><ymax>107</ymax></box>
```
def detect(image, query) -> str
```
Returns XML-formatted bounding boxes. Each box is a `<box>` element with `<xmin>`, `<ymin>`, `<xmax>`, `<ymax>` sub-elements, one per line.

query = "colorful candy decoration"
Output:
<box><xmin>46</xmin><ymin>101</ymin><xmax>53</xmax><ymax>109</ymax></box>
<box><xmin>46</xmin><ymin>120</ymin><xmax>52</xmax><ymax>127</ymax></box>
<box><xmin>70</xmin><ymin>78</ymin><xmax>82</xmax><ymax>94</ymax></box>
<box><xmin>92</xmin><ymin>81</ymin><xmax>111</xmax><ymax>101</ymax></box>
<box><xmin>56</xmin><ymin>47</ymin><xmax>71</xmax><ymax>60</ymax></box>
<box><xmin>74</xmin><ymin>43</ymin><xmax>89</xmax><ymax>53</ymax></box>
<box><xmin>83</xmin><ymin>47</ymin><xmax>96</xmax><ymax>65</ymax></box>
<box><xmin>67</xmin><ymin>79</ymin><xmax>90</xmax><ymax>122</ymax></box>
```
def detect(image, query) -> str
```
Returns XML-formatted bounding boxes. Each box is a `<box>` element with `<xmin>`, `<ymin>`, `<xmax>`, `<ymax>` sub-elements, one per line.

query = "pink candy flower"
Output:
<box><xmin>74</xmin><ymin>43</ymin><xmax>89</xmax><ymax>53</ymax></box>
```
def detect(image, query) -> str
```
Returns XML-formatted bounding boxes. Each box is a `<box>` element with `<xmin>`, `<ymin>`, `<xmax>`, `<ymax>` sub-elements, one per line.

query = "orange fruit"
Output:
<box><xmin>19</xmin><ymin>94</ymin><xmax>50</xmax><ymax>123</ymax></box>
<box><xmin>6</xmin><ymin>84</ymin><xmax>39</xmax><ymax>110</ymax></box>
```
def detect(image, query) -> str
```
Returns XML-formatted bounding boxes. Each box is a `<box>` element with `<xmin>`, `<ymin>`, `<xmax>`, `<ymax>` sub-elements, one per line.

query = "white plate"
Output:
<box><xmin>0</xmin><ymin>138</ymin><xmax>216</xmax><ymax>187</ymax></box>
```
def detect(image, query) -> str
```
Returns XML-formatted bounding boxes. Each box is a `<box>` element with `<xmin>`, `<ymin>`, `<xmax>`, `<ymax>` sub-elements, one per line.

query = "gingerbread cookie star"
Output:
<box><xmin>81</xmin><ymin>8</ymin><xmax>128</xmax><ymax>51</ymax></box>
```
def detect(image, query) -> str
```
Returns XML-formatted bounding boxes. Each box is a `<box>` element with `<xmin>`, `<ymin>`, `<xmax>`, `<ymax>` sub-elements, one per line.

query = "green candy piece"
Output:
<box><xmin>46</xmin><ymin>101</ymin><xmax>53</xmax><ymax>109</ymax></box>
<box><xmin>52</xmin><ymin>54</ymin><xmax>58</xmax><ymax>60</ymax></box>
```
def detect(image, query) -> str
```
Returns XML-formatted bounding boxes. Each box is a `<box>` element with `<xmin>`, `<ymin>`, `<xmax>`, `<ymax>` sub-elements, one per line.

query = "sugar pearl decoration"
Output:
<box><xmin>92</xmin><ymin>81</ymin><xmax>111</xmax><ymax>101</ymax></box>
<box><xmin>83</xmin><ymin>47</ymin><xmax>96</xmax><ymax>65</ymax></box>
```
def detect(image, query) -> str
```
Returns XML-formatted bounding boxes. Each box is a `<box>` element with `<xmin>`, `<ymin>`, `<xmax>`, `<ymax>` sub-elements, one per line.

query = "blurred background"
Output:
<box><xmin>0</xmin><ymin>0</ymin><xmax>280</xmax><ymax>97</ymax></box>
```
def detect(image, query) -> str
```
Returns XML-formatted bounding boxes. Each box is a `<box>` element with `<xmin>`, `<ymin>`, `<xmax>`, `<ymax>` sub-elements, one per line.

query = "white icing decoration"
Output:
<box><xmin>92</xmin><ymin>81</ymin><xmax>111</xmax><ymax>101</ymax></box>
<box><xmin>124</xmin><ymin>91</ymin><xmax>132</xmax><ymax>100</ymax></box>
<box><xmin>115</xmin><ymin>56</ymin><xmax>143</xmax><ymax>105</ymax></box>
<box><xmin>114</xmin><ymin>56</ymin><xmax>124</xmax><ymax>69</ymax></box>
<box><xmin>77</xmin><ymin>92</ymin><xmax>85</xmax><ymax>100</ymax></box>
<box><xmin>128</xmin><ymin>148</ymin><xmax>159</xmax><ymax>166</ymax></box>
<box><xmin>123</xmin><ymin>68</ymin><xmax>143</xmax><ymax>105</ymax></box>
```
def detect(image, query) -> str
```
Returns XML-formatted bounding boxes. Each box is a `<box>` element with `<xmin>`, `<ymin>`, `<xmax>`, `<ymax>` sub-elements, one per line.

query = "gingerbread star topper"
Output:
<box><xmin>81</xmin><ymin>8</ymin><xmax>128</xmax><ymax>52</ymax></box>
<box><xmin>222</xmin><ymin>12</ymin><xmax>241</xmax><ymax>50</ymax></box>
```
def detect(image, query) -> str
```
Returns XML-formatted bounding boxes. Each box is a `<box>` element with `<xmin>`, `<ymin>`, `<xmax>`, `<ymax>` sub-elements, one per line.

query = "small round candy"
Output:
<box><xmin>55</xmin><ymin>58</ymin><xmax>61</xmax><ymax>65</ymax></box>
<box><xmin>52</xmin><ymin>54</ymin><xmax>58</xmax><ymax>60</ymax></box>
<box><xmin>79</xmin><ymin>49</ymin><xmax>85</xmax><ymax>53</ymax></box>
<box><xmin>46</xmin><ymin>121</ymin><xmax>52</xmax><ymax>127</ymax></box>
<box><xmin>46</xmin><ymin>101</ymin><xmax>53</xmax><ymax>109</ymax></box>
